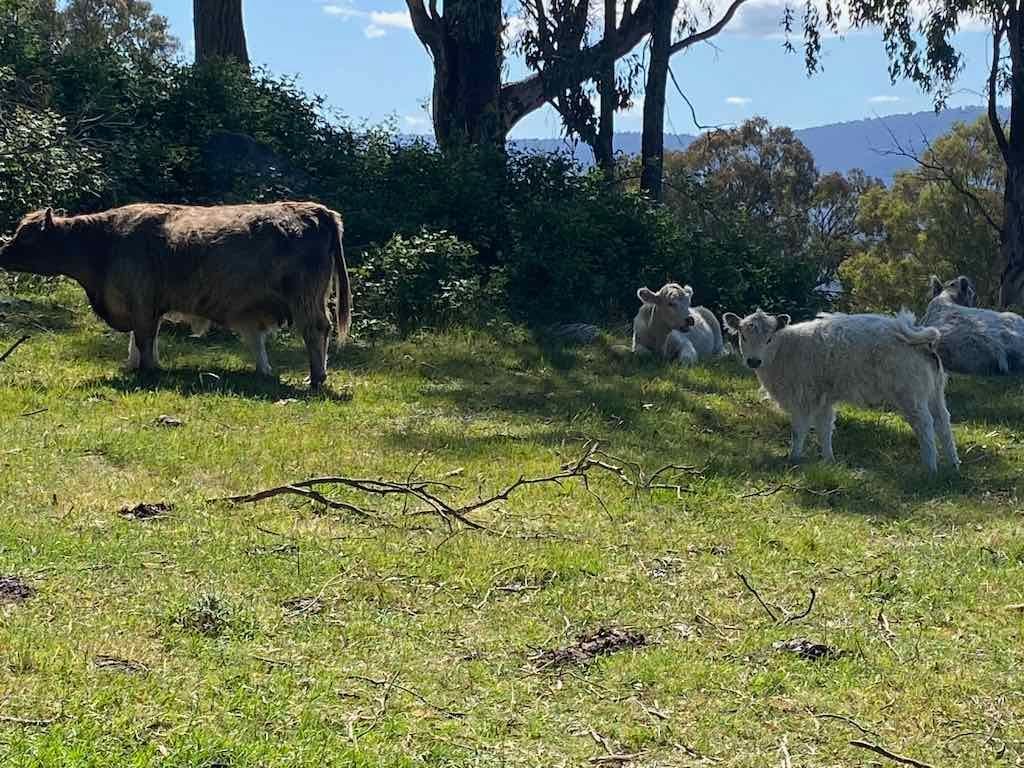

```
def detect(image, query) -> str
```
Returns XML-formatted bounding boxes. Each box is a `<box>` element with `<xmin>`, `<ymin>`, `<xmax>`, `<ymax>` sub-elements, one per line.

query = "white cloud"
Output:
<box><xmin>320</xmin><ymin>2</ymin><xmax>413</xmax><ymax>38</ymax></box>
<box><xmin>725</xmin><ymin>96</ymin><xmax>752</xmax><ymax>105</ymax></box>
<box><xmin>868</xmin><ymin>95</ymin><xmax>901</xmax><ymax>103</ymax></box>
<box><xmin>369</xmin><ymin>10</ymin><xmax>413</xmax><ymax>29</ymax></box>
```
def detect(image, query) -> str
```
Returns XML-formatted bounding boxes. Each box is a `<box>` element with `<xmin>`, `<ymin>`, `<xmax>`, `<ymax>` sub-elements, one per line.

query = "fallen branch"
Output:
<box><xmin>213</xmin><ymin>441</ymin><xmax>693</xmax><ymax>532</ymax></box>
<box><xmin>850</xmin><ymin>740</ymin><xmax>935</xmax><ymax>768</ymax></box>
<box><xmin>0</xmin><ymin>335</ymin><xmax>29</xmax><ymax>364</ymax></box>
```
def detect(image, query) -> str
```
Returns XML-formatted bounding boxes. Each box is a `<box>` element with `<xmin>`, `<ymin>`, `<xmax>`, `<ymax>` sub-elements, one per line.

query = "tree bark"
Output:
<box><xmin>640</xmin><ymin>0</ymin><xmax>677</xmax><ymax>200</ymax></box>
<box><xmin>193</xmin><ymin>0</ymin><xmax>249</xmax><ymax>69</ymax></box>
<box><xmin>595</xmin><ymin>0</ymin><xmax>618</xmax><ymax>174</ymax></box>
<box><xmin>997</xmin><ymin>8</ymin><xmax>1024</xmax><ymax>307</ymax></box>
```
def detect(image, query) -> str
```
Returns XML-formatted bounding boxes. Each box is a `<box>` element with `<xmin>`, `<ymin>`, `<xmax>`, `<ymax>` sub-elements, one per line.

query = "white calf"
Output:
<box><xmin>633</xmin><ymin>283</ymin><xmax>723</xmax><ymax>364</ymax></box>
<box><xmin>723</xmin><ymin>308</ymin><xmax>959</xmax><ymax>473</ymax></box>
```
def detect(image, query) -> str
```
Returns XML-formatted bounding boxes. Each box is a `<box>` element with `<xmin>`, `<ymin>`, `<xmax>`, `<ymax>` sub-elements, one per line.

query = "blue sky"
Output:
<box><xmin>150</xmin><ymin>0</ymin><xmax>997</xmax><ymax>139</ymax></box>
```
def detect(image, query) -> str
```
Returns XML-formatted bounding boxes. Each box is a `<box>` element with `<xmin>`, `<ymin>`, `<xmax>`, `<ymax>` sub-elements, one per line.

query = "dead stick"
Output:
<box><xmin>785</xmin><ymin>588</ymin><xmax>817</xmax><ymax>624</ymax></box>
<box><xmin>0</xmin><ymin>335</ymin><xmax>29</xmax><ymax>364</ymax></box>
<box><xmin>736</xmin><ymin>572</ymin><xmax>779</xmax><ymax>622</ymax></box>
<box><xmin>849</xmin><ymin>740</ymin><xmax>935</xmax><ymax>768</ymax></box>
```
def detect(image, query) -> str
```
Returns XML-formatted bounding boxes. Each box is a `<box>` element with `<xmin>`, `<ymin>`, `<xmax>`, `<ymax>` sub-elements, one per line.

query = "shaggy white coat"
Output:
<box><xmin>632</xmin><ymin>283</ymin><xmax>723</xmax><ymax>365</ymax></box>
<box><xmin>723</xmin><ymin>308</ymin><xmax>959</xmax><ymax>473</ymax></box>
<box><xmin>923</xmin><ymin>275</ymin><xmax>1024</xmax><ymax>375</ymax></box>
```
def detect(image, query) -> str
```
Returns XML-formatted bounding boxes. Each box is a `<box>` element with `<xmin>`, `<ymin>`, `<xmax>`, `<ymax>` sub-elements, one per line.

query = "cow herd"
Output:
<box><xmin>2</xmin><ymin>200</ymin><xmax>1023</xmax><ymax>475</ymax></box>
<box><xmin>634</xmin><ymin>275</ymin><xmax>1024</xmax><ymax>473</ymax></box>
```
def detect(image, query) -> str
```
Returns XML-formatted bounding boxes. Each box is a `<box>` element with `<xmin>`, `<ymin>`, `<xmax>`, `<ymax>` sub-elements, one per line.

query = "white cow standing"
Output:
<box><xmin>632</xmin><ymin>283</ymin><xmax>723</xmax><ymax>364</ymax></box>
<box><xmin>723</xmin><ymin>308</ymin><xmax>960</xmax><ymax>474</ymax></box>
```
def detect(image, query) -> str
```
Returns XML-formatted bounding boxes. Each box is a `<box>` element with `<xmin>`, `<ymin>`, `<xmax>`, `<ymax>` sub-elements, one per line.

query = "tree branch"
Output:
<box><xmin>501</xmin><ymin>0</ymin><xmax>656</xmax><ymax>133</ymax></box>
<box><xmin>669</xmin><ymin>0</ymin><xmax>750</xmax><ymax>55</ymax></box>
<box><xmin>405</xmin><ymin>0</ymin><xmax>441</xmax><ymax>53</ymax></box>
<box><xmin>989</xmin><ymin>21</ymin><xmax>1010</xmax><ymax>162</ymax></box>
<box><xmin>877</xmin><ymin>120</ymin><xmax>1002</xmax><ymax>234</ymax></box>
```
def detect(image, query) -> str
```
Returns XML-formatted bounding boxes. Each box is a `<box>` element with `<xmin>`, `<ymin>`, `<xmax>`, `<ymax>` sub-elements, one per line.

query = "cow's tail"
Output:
<box><xmin>328</xmin><ymin>209</ymin><xmax>351</xmax><ymax>342</ymax></box>
<box><xmin>894</xmin><ymin>309</ymin><xmax>940</xmax><ymax>351</ymax></box>
<box><xmin>894</xmin><ymin>308</ymin><xmax>945</xmax><ymax>373</ymax></box>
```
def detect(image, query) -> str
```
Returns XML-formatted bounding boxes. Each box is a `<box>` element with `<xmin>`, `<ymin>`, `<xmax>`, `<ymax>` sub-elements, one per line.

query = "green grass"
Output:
<box><xmin>1</xmin><ymin>285</ymin><xmax>1023</xmax><ymax>767</ymax></box>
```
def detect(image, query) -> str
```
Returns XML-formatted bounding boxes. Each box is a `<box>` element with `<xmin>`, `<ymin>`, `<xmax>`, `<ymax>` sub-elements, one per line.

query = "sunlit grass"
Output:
<box><xmin>0</xmin><ymin>285</ymin><xmax>1021</xmax><ymax>767</ymax></box>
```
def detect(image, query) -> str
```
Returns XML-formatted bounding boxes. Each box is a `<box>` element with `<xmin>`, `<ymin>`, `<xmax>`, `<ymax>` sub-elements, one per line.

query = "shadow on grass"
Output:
<box><xmin>10</xmin><ymin>292</ymin><xmax>1021</xmax><ymax>521</ymax></box>
<box><xmin>0</xmin><ymin>295</ymin><xmax>78</xmax><ymax>333</ymax></box>
<box><xmin>358</xmin><ymin>334</ymin><xmax>1020</xmax><ymax>521</ymax></box>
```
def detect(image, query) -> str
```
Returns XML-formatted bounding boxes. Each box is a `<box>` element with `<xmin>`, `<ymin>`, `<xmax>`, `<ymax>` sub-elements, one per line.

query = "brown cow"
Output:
<box><xmin>0</xmin><ymin>202</ymin><xmax>351</xmax><ymax>388</ymax></box>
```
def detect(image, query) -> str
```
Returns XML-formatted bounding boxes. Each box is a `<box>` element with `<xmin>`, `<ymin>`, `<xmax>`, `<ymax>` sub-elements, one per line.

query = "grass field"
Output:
<box><xmin>1</xmin><ymin>285</ymin><xmax>1022</xmax><ymax>767</ymax></box>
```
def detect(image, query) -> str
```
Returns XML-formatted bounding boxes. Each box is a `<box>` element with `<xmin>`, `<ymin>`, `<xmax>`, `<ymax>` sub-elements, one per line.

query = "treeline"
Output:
<box><xmin>0</xmin><ymin>1</ymin><xmax>1005</xmax><ymax>334</ymax></box>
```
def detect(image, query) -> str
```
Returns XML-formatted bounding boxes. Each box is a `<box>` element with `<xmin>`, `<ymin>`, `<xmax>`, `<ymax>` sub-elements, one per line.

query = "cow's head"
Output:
<box><xmin>0</xmin><ymin>208</ymin><xmax>62</xmax><ymax>276</ymax></box>
<box><xmin>722</xmin><ymin>308</ymin><xmax>790</xmax><ymax>370</ymax></box>
<box><xmin>930</xmin><ymin>274</ymin><xmax>977</xmax><ymax>308</ymax></box>
<box><xmin>637</xmin><ymin>282</ymin><xmax>695</xmax><ymax>332</ymax></box>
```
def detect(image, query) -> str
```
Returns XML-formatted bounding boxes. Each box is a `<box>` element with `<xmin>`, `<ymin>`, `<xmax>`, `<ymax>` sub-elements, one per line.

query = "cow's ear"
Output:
<box><xmin>682</xmin><ymin>285</ymin><xmax>694</xmax><ymax>298</ymax></box>
<box><xmin>958</xmin><ymin>276</ymin><xmax>971</xmax><ymax>294</ymax></box>
<box><xmin>42</xmin><ymin>208</ymin><xmax>55</xmax><ymax>231</ymax></box>
<box><xmin>723</xmin><ymin>312</ymin><xmax>741</xmax><ymax>335</ymax></box>
<box><xmin>637</xmin><ymin>287</ymin><xmax>659</xmax><ymax>305</ymax></box>
<box><xmin>775</xmin><ymin>314</ymin><xmax>791</xmax><ymax>330</ymax></box>
<box><xmin>929</xmin><ymin>275</ymin><xmax>943</xmax><ymax>297</ymax></box>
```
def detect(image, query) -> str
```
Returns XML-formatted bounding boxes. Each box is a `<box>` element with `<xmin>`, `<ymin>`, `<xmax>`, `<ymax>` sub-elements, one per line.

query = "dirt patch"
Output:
<box><xmin>529</xmin><ymin>627</ymin><xmax>647</xmax><ymax>669</ymax></box>
<box><xmin>282</xmin><ymin>596</ymin><xmax>323</xmax><ymax>616</ymax></box>
<box><xmin>0</xmin><ymin>576</ymin><xmax>35</xmax><ymax>604</ymax></box>
<box><xmin>118</xmin><ymin>502</ymin><xmax>172</xmax><ymax>521</ymax></box>
<box><xmin>93</xmin><ymin>655</ymin><xmax>148</xmax><ymax>674</ymax></box>
<box><xmin>773</xmin><ymin>637</ymin><xmax>843</xmax><ymax>661</ymax></box>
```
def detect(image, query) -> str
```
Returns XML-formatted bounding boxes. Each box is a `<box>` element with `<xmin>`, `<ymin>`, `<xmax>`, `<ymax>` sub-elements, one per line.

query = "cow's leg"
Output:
<box><xmin>813</xmin><ymin>404</ymin><xmax>836</xmax><ymax>462</ymax></box>
<box><xmin>127</xmin><ymin>318</ymin><xmax>162</xmax><ymax>370</ymax></box>
<box><xmin>130</xmin><ymin>315</ymin><xmax>161</xmax><ymax>372</ymax></box>
<box><xmin>299</xmin><ymin>313</ymin><xmax>330</xmax><ymax>389</ymax></box>
<box><xmin>242</xmin><ymin>329</ymin><xmax>273</xmax><ymax>376</ymax></box>
<box><xmin>788</xmin><ymin>412</ymin><xmax>811</xmax><ymax>463</ymax></box>
<box><xmin>905</xmin><ymin>404</ymin><xmax>938</xmax><ymax>474</ymax></box>
<box><xmin>127</xmin><ymin>332</ymin><xmax>140</xmax><ymax>370</ymax></box>
<box><xmin>930</xmin><ymin>387</ymin><xmax>960</xmax><ymax>469</ymax></box>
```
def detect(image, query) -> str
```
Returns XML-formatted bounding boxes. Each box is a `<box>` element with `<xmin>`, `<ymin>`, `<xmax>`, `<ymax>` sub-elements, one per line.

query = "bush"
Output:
<box><xmin>352</xmin><ymin>230</ymin><xmax>504</xmax><ymax>335</ymax></box>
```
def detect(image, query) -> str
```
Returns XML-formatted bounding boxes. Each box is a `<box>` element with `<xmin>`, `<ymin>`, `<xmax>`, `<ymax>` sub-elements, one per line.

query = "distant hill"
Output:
<box><xmin>510</xmin><ymin>106</ymin><xmax>1002</xmax><ymax>183</ymax></box>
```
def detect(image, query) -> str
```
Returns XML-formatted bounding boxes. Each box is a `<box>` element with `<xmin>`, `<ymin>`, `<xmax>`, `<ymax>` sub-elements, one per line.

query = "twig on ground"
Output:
<box><xmin>740</xmin><ymin>482</ymin><xmax>844</xmax><ymax>499</ymax></box>
<box><xmin>811</xmin><ymin>711</ymin><xmax>881</xmax><ymax>738</ymax></box>
<box><xmin>0</xmin><ymin>335</ymin><xmax>29</xmax><ymax>364</ymax></box>
<box><xmin>850</xmin><ymin>740</ymin><xmax>935</xmax><ymax>768</ymax></box>
<box><xmin>346</xmin><ymin>674</ymin><xmax>466</xmax><ymax>719</ymax></box>
<box><xmin>785</xmin><ymin>588</ymin><xmax>817</xmax><ymax>624</ymax></box>
<box><xmin>0</xmin><ymin>714</ymin><xmax>55</xmax><ymax>726</ymax></box>
<box><xmin>779</xmin><ymin>737</ymin><xmax>793</xmax><ymax>768</ymax></box>
<box><xmin>736</xmin><ymin>572</ymin><xmax>780</xmax><ymax>622</ymax></box>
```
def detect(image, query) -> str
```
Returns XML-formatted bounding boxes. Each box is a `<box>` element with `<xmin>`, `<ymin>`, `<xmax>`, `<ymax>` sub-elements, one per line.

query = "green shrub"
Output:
<box><xmin>352</xmin><ymin>230</ymin><xmax>504</xmax><ymax>335</ymax></box>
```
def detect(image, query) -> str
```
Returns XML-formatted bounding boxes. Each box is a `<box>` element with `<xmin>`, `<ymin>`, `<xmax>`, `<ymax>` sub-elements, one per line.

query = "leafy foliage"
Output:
<box><xmin>353</xmin><ymin>230</ymin><xmax>504</xmax><ymax>335</ymax></box>
<box><xmin>839</xmin><ymin>117</ymin><xmax>1003</xmax><ymax>311</ymax></box>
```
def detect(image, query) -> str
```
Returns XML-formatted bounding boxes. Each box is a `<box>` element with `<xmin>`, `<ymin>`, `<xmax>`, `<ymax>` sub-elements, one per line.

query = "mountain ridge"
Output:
<box><xmin>507</xmin><ymin>106</ymin><xmax>1003</xmax><ymax>182</ymax></box>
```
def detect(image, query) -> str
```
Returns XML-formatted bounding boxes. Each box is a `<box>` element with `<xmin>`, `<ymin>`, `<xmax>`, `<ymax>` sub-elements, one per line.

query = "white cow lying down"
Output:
<box><xmin>723</xmin><ymin>308</ymin><xmax>960</xmax><ymax>473</ymax></box>
<box><xmin>633</xmin><ymin>283</ymin><xmax>723</xmax><ymax>364</ymax></box>
<box><xmin>923</xmin><ymin>275</ymin><xmax>1024</xmax><ymax>375</ymax></box>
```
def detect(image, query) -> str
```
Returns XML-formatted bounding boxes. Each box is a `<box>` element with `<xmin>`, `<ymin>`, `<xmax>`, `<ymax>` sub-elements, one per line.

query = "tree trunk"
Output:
<box><xmin>640</xmin><ymin>0</ymin><xmax>677</xmax><ymax>201</ymax></box>
<box><xmin>595</xmin><ymin>0</ymin><xmax>617</xmax><ymax>174</ymax></box>
<box><xmin>431</xmin><ymin>0</ymin><xmax>503</xmax><ymax>149</ymax></box>
<box><xmin>193</xmin><ymin>0</ymin><xmax>249</xmax><ymax>69</ymax></box>
<box><xmin>998</xmin><ymin>9</ymin><xmax>1024</xmax><ymax>307</ymax></box>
